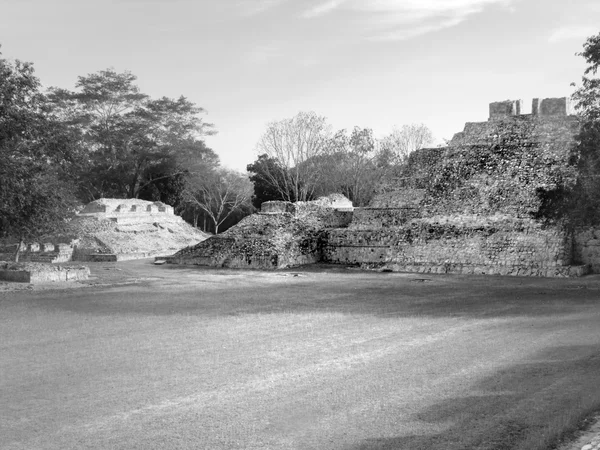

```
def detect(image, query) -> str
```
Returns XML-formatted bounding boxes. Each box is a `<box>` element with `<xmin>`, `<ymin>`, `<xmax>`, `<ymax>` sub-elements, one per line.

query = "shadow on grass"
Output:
<box><xmin>19</xmin><ymin>267</ymin><xmax>600</xmax><ymax>320</ymax></box>
<box><xmin>348</xmin><ymin>344</ymin><xmax>600</xmax><ymax>450</ymax></box>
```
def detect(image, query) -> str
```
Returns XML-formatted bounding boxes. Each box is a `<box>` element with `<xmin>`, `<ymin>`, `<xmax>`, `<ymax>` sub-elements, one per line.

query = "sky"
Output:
<box><xmin>1</xmin><ymin>0</ymin><xmax>599</xmax><ymax>171</ymax></box>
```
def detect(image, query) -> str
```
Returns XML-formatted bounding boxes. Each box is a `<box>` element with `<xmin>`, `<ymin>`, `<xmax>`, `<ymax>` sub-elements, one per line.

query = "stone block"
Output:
<box><xmin>489</xmin><ymin>100</ymin><xmax>522</xmax><ymax>120</ymax></box>
<box><xmin>261</xmin><ymin>201</ymin><xmax>296</xmax><ymax>214</ymax></box>
<box><xmin>531</xmin><ymin>98</ymin><xmax>541</xmax><ymax>115</ymax></box>
<box><xmin>538</xmin><ymin>97</ymin><xmax>574</xmax><ymax>116</ymax></box>
<box><xmin>41</xmin><ymin>243</ymin><xmax>55</xmax><ymax>252</ymax></box>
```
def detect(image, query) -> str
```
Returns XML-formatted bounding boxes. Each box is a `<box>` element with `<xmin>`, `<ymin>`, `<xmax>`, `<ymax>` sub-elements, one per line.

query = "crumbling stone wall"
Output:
<box><xmin>79</xmin><ymin>199</ymin><xmax>175</xmax><ymax>219</ymax></box>
<box><xmin>574</xmin><ymin>227</ymin><xmax>600</xmax><ymax>273</ymax></box>
<box><xmin>0</xmin><ymin>262</ymin><xmax>90</xmax><ymax>283</ymax></box>
<box><xmin>167</xmin><ymin>195</ymin><xmax>353</xmax><ymax>269</ymax></box>
<box><xmin>324</xmin><ymin>217</ymin><xmax>582</xmax><ymax>277</ymax></box>
<box><xmin>323</xmin><ymin>98</ymin><xmax>587</xmax><ymax>277</ymax></box>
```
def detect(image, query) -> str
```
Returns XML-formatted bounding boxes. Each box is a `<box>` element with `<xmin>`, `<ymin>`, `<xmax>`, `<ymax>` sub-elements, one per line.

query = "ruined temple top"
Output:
<box><xmin>78</xmin><ymin>198</ymin><xmax>174</xmax><ymax>216</ymax></box>
<box><xmin>489</xmin><ymin>97</ymin><xmax>574</xmax><ymax>120</ymax></box>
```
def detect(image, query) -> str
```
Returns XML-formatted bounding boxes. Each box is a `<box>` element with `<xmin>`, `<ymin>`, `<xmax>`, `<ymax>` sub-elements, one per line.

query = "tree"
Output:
<box><xmin>184</xmin><ymin>169</ymin><xmax>253</xmax><ymax>234</ymax></box>
<box><xmin>312</xmin><ymin>127</ymin><xmax>379</xmax><ymax>206</ymax></box>
<box><xmin>0</xmin><ymin>49</ymin><xmax>78</xmax><ymax>260</ymax></box>
<box><xmin>572</xmin><ymin>32</ymin><xmax>600</xmax><ymax>121</ymax></box>
<box><xmin>246</xmin><ymin>154</ymin><xmax>293</xmax><ymax>208</ymax></box>
<box><xmin>571</xmin><ymin>31</ymin><xmax>600</xmax><ymax>224</ymax></box>
<box><xmin>379</xmin><ymin>123</ymin><xmax>434</xmax><ymax>164</ymax></box>
<box><xmin>48</xmin><ymin>69</ymin><xmax>216</xmax><ymax>201</ymax></box>
<box><xmin>254</xmin><ymin>111</ymin><xmax>331</xmax><ymax>202</ymax></box>
<box><xmin>137</xmin><ymin>139</ymin><xmax>220</xmax><ymax>209</ymax></box>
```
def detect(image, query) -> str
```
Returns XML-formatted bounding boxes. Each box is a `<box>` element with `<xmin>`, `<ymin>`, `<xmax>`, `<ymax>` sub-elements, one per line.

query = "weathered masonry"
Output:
<box><xmin>168</xmin><ymin>195</ymin><xmax>353</xmax><ymax>269</ymax></box>
<box><xmin>324</xmin><ymin>97</ymin><xmax>588</xmax><ymax>276</ymax></box>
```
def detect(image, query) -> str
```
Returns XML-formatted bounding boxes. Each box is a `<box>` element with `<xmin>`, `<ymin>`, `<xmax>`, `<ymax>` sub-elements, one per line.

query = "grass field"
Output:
<box><xmin>1</xmin><ymin>261</ymin><xmax>600</xmax><ymax>449</ymax></box>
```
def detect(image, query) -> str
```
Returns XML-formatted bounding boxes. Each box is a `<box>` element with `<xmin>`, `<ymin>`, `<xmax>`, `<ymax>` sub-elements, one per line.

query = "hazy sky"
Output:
<box><xmin>1</xmin><ymin>0</ymin><xmax>599</xmax><ymax>170</ymax></box>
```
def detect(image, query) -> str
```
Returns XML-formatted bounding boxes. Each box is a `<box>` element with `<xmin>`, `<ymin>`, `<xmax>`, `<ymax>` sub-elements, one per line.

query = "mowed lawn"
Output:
<box><xmin>1</xmin><ymin>261</ymin><xmax>600</xmax><ymax>450</ymax></box>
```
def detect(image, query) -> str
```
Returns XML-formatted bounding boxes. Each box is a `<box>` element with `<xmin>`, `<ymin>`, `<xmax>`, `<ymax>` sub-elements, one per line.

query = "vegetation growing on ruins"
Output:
<box><xmin>392</xmin><ymin>121</ymin><xmax>579</xmax><ymax>220</ymax></box>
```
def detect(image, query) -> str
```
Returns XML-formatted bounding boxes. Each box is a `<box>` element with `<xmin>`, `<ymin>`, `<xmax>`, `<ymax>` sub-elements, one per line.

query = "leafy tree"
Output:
<box><xmin>313</xmin><ymin>127</ymin><xmax>379</xmax><ymax>206</ymax></box>
<box><xmin>571</xmin><ymin>31</ymin><xmax>600</xmax><ymax>224</ymax></box>
<box><xmin>0</xmin><ymin>49</ymin><xmax>78</xmax><ymax>260</ymax></box>
<box><xmin>183</xmin><ymin>169</ymin><xmax>253</xmax><ymax>234</ymax></box>
<box><xmin>48</xmin><ymin>69</ymin><xmax>216</xmax><ymax>201</ymax></box>
<box><xmin>137</xmin><ymin>139</ymin><xmax>219</xmax><ymax>209</ymax></box>
<box><xmin>379</xmin><ymin>123</ymin><xmax>434</xmax><ymax>165</ymax></box>
<box><xmin>246</xmin><ymin>154</ymin><xmax>293</xmax><ymax>208</ymax></box>
<box><xmin>254</xmin><ymin>111</ymin><xmax>331</xmax><ymax>202</ymax></box>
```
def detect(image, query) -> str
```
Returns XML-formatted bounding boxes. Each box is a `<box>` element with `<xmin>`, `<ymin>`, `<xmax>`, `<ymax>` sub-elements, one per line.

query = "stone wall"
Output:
<box><xmin>323</xmin><ymin>216</ymin><xmax>583</xmax><ymax>277</ymax></box>
<box><xmin>78</xmin><ymin>199</ymin><xmax>175</xmax><ymax>224</ymax></box>
<box><xmin>80</xmin><ymin>199</ymin><xmax>174</xmax><ymax>216</ymax></box>
<box><xmin>0</xmin><ymin>262</ymin><xmax>90</xmax><ymax>283</ymax></box>
<box><xmin>573</xmin><ymin>227</ymin><xmax>600</xmax><ymax>273</ymax></box>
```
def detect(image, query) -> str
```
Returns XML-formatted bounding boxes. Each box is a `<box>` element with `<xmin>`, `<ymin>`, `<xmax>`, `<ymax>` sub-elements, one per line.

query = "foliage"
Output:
<box><xmin>570</xmin><ymin>31</ymin><xmax>600</xmax><ymax>225</ymax></box>
<box><xmin>254</xmin><ymin>111</ymin><xmax>331</xmax><ymax>202</ymax></box>
<box><xmin>313</xmin><ymin>127</ymin><xmax>380</xmax><ymax>206</ymax></box>
<box><xmin>246</xmin><ymin>154</ymin><xmax>294</xmax><ymax>208</ymax></box>
<box><xmin>250</xmin><ymin>116</ymin><xmax>435</xmax><ymax>208</ymax></box>
<box><xmin>379</xmin><ymin>123</ymin><xmax>434</xmax><ymax>165</ymax></box>
<box><xmin>183</xmin><ymin>169</ymin><xmax>254</xmax><ymax>234</ymax></box>
<box><xmin>0</xmin><ymin>50</ymin><xmax>78</xmax><ymax>260</ymax></box>
<box><xmin>48</xmin><ymin>69</ymin><xmax>217</xmax><ymax>201</ymax></box>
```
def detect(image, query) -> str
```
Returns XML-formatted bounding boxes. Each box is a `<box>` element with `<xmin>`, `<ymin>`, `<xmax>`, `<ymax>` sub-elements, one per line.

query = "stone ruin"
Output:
<box><xmin>169</xmin><ymin>97</ymin><xmax>599</xmax><ymax>277</ymax></box>
<box><xmin>168</xmin><ymin>194</ymin><xmax>353</xmax><ymax>269</ymax></box>
<box><xmin>0</xmin><ymin>199</ymin><xmax>208</xmax><ymax>263</ymax></box>
<box><xmin>324</xmin><ymin>97</ymin><xmax>590</xmax><ymax>277</ymax></box>
<box><xmin>78</xmin><ymin>198</ymin><xmax>175</xmax><ymax>218</ymax></box>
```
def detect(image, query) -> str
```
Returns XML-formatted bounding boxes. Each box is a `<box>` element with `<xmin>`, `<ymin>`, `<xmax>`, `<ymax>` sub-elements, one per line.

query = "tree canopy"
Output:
<box><xmin>571</xmin><ymin>31</ymin><xmax>600</xmax><ymax>225</ymax></box>
<box><xmin>0</xmin><ymin>49</ymin><xmax>78</xmax><ymax>259</ymax></box>
<box><xmin>254</xmin><ymin>111</ymin><xmax>331</xmax><ymax>203</ymax></box>
<box><xmin>48</xmin><ymin>69</ymin><xmax>217</xmax><ymax>201</ymax></box>
<box><xmin>248</xmin><ymin>115</ymin><xmax>435</xmax><ymax>208</ymax></box>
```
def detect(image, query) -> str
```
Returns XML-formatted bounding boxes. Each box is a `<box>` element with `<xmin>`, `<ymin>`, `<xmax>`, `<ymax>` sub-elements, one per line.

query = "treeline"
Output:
<box><xmin>2</xmin><ymin>29</ymin><xmax>599</xmax><ymax>248</ymax></box>
<box><xmin>0</xmin><ymin>45</ymin><xmax>436</xmax><ymax>248</ymax></box>
<box><xmin>0</xmin><ymin>49</ymin><xmax>253</xmax><ymax>247</ymax></box>
<box><xmin>247</xmin><ymin>112</ymin><xmax>434</xmax><ymax>208</ymax></box>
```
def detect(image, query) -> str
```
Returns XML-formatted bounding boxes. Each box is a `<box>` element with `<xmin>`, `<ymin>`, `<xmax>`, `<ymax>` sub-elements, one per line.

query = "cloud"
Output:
<box><xmin>370</xmin><ymin>16</ymin><xmax>467</xmax><ymax>42</ymax></box>
<box><xmin>236</xmin><ymin>0</ymin><xmax>291</xmax><ymax>16</ymax></box>
<box><xmin>548</xmin><ymin>26</ymin><xmax>599</xmax><ymax>43</ymax></box>
<box><xmin>243</xmin><ymin>43</ymin><xmax>282</xmax><ymax>65</ymax></box>
<box><xmin>300</xmin><ymin>0</ymin><xmax>515</xmax><ymax>41</ymax></box>
<box><xmin>301</xmin><ymin>0</ymin><xmax>347</xmax><ymax>18</ymax></box>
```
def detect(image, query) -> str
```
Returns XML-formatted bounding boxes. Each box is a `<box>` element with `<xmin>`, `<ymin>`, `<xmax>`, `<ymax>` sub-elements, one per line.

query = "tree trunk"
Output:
<box><xmin>13</xmin><ymin>237</ymin><xmax>23</xmax><ymax>263</ymax></box>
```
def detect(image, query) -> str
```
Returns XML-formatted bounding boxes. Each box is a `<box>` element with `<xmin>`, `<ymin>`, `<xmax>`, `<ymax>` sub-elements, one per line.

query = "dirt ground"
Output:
<box><xmin>1</xmin><ymin>260</ymin><xmax>600</xmax><ymax>450</ymax></box>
